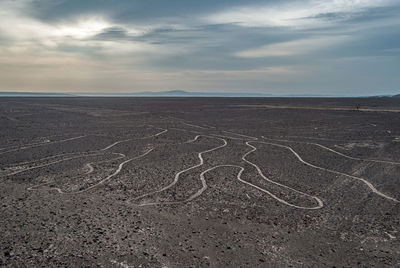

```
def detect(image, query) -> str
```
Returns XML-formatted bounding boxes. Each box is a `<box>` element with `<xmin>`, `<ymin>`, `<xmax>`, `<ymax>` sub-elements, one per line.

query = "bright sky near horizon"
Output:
<box><xmin>0</xmin><ymin>0</ymin><xmax>399</xmax><ymax>96</ymax></box>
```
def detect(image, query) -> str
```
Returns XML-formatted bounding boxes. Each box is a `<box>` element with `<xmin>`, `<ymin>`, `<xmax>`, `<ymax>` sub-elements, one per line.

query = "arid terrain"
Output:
<box><xmin>1</xmin><ymin>97</ymin><xmax>399</xmax><ymax>267</ymax></box>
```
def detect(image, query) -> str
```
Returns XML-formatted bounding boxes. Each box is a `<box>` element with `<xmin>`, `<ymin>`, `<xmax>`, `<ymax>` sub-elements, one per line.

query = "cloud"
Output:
<box><xmin>0</xmin><ymin>0</ymin><xmax>399</xmax><ymax>95</ymax></box>
<box><xmin>206</xmin><ymin>0</ymin><xmax>399</xmax><ymax>28</ymax></box>
<box><xmin>235</xmin><ymin>36</ymin><xmax>350</xmax><ymax>58</ymax></box>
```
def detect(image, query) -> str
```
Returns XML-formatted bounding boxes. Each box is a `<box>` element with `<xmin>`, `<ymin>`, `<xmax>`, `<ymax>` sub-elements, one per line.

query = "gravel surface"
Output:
<box><xmin>1</xmin><ymin>97</ymin><xmax>399</xmax><ymax>267</ymax></box>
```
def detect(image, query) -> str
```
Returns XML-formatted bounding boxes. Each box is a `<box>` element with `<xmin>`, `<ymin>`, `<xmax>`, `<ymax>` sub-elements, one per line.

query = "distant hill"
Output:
<box><xmin>3</xmin><ymin>90</ymin><xmax>397</xmax><ymax>98</ymax></box>
<box><xmin>77</xmin><ymin>90</ymin><xmax>273</xmax><ymax>97</ymax></box>
<box><xmin>0</xmin><ymin>90</ymin><xmax>273</xmax><ymax>97</ymax></box>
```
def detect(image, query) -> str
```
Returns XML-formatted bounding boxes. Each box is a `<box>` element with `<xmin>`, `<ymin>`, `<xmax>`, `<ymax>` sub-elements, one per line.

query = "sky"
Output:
<box><xmin>0</xmin><ymin>0</ymin><xmax>399</xmax><ymax>96</ymax></box>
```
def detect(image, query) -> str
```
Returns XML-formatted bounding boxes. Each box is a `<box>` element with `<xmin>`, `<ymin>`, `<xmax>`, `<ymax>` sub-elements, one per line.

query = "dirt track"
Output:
<box><xmin>1</xmin><ymin>97</ymin><xmax>399</xmax><ymax>267</ymax></box>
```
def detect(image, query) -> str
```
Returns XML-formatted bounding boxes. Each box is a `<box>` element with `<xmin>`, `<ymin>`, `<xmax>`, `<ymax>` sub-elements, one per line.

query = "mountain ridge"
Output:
<box><xmin>1</xmin><ymin>90</ymin><xmax>399</xmax><ymax>98</ymax></box>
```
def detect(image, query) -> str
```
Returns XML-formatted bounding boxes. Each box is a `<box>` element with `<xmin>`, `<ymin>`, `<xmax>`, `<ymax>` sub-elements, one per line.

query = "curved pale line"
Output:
<box><xmin>184</xmin><ymin>135</ymin><xmax>201</xmax><ymax>144</ymax></box>
<box><xmin>140</xmin><ymin>165</ymin><xmax>239</xmax><ymax>206</ymax></box>
<box><xmin>181</xmin><ymin>122</ymin><xmax>208</xmax><ymax>130</ymax></box>
<box><xmin>234</xmin><ymin>166</ymin><xmax>323</xmax><ymax>210</ymax></box>
<box><xmin>168</xmin><ymin>116</ymin><xmax>212</xmax><ymax>130</ymax></box>
<box><xmin>210</xmin><ymin>134</ymin><xmax>246</xmax><ymax>141</ymax></box>
<box><xmin>83</xmin><ymin>153</ymin><xmax>126</xmax><ymax>175</ymax></box>
<box><xmin>222</xmin><ymin>131</ymin><xmax>258</xmax><ymax>141</ymax></box>
<box><xmin>242</xmin><ymin>142</ymin><xmax>324</xmax><ymax>209</ymax></box>
<box><xmin>261</xmin><ymin>136</ymin><xmax>400</xmax><ymax>166</ymax></box>
<box><xmin>139</xmin><ymin>165</ymin><xmax>237</xmax><ymax>207</ymax></box>
<box><xmin>134</xmin><ymin>135</ymin><xmax>227</xmax><ymax>201</ymax></box>
<box><xmin>3</xmin><ymin>125</ymin><xmax>165</xmax><ymax>165</ymax></box>
<box><xmin>203</xmin><ymin>124</ymin><xmax>217</xmax><ymax>129</ymax></box>
<box><xmin>6</xmin><ymin>151</ymin><xmax>88</xmax><ymax>167</ymax></box>
<box><xmin>2</xmin><ymin>128</ymin><xmax>167</xmax><ymax>175</ymax></box>
<box><xmin>99</xmin><ymin>129</ymin><xmax>167</xmax><ymax>151</ymax></box>
<box><xmin>139</xmin><ymin>135</ymin><xmax>322</xmax><ymax>209</ymax></box>
<box><xmin>171</xmin><ymin>127</ymin><xmax>204</xmax><ymax>136</ymax></box>
<box><xmin>0</xmin><ymin>133</ymin><xmax>87</xmax><ymax>151</ymax></box>
<box><xmin>28</xmin><ymin>153</ymin><xmax>127</xmax><ymax>191</ymax></box>
<box><xmin>254</xmin><ymin>140</ymin><xmax>399</xmax><ymax>203</ymax></box>
<box><xmin>0</xmin><ymin>139</ymin><xmax>50</xmax><ymax>151</ymax></box>
<box><xmin>137</xmin><ymin>130</ymin><xmax>322</xmax><ymax>209</ymax></box>
<box><xmin>0</xmin><ymin>135</ymin><xmax>86</xmax><ymax>155</ymax></box>
<box><xmin>50</xmin><ymin>148</ymin><xmax>154</xmax><ymax>194</ymax></box>
<box><xmin>27</xmin><ymin>181</ymin><xmax>52</xmax><ymax>191</ymax></box>
<box><xmin>100</xmin><ymin>140</ymin><xmax>131</xmax><ymax>151</ymax></box>
<box><xmin>274</xmin><ymin>135</ymin><xmax>343</xmax><ymax>142</ymax></box>
<box><xmin>2</xmin><ymin>152</ymin><xmax>105</xmax><ymax>177</ymax></box>
<box><xmin>84</xmin><ymin>163</ymin><xmax>94</xmax><ymax>174</ymax></box>
<box><xmin>140</xmin><ymin>163</ymin><xmax>323</xmax><ymax>210</ymax></box>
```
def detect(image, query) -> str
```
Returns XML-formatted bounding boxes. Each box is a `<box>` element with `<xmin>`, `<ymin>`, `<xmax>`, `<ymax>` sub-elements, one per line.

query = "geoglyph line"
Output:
<box><xmin>1</xmin><ymin>128</ymin><xmax>167</xmax><ymax>178</ymax></box>
<box><xmin>0</xmin><ymin>133</ymin><xmax>87</xmax><ymax>151</ymax></box>
<box><xmin>138</xmin><ymin>127</ymin><xmax>399</xmax><ymax>207</ymax></box>
<box><xmin>6</xmin><ymin>151</ymin><xmax>89</xmax><ymax>167</ymax></box>
<box><xmin>254</xmin><ymin>140</ymin><xmax>399</xmax><ymax>203</ymax></box>
<box><xmin>211</xmin><ymin>134</ymin><xmax>244</xmax><ymax>141</ymax></box>
<box><xmin>0</xmin><ymin>135</ymin><xmax>86</xmax><ymax>155</ymax></box>
<box><xmin>27</xmin><ymin>153</ymin><xmax>127</xmax><ymax>192</ymax></box>
<box><xmin>181</xmin><ymin>122</ymin><xmax>208</xmax><ymax>130</ymax></box>
<box><xmin>46</xmin><ymin>148</ymin><xmax>154</xmax><ymax>194</ymax></box>
<box><xmin>134</xmin><ymin>135</ymin><xmax>228</xmax><ymax>201</ymax></box>
<box><xmin>2</xmin><ymin>152</ymin><xmax>105</xmax><ymax>177</ymax></box>
<box><xmin>241</xmin><ymin>142</ymin><xmax>324</xmax><ymax>209</ymax></box>
<box><xmin>0</xmin><ymin>140</ymin><xmax>51</xmax><ymax>151</ymax></box>
<box><xmin>168</xmin><ymin>116</ymin><xmax>211</xmax><ymax>130</ymax></box>
<box><xmin>184</xmin><ymin>135</ymin><xmax>201</xmax><ymax>144</ymax></box>
<box><xmin>261</xmin><ymin>136</ymin><xmax>400</xmax><ymax>166</ymax></box>
<box><xmin>222</xmin><ymin>130</ymin><xmax>258</xmax><ymax>140</ymax></box>
<box><xmin>16</xmin><ymin>122</ymin><xmax>398</xmax><ymax>208</ymax></box>
<box><xmin>99</xmin><ymin>128</ymin><xmax>167</xmax><ymax>151</ymax></box>
<box><xmin>83</xmin><ymin>153</ymin><xmax>126</xmax><ymax>175</ymax></box>
<box><xmin>138</xmin><ymin>134</ymin><xmax>323</xmax><ymax>209</ymax></box>
<box><xmin>25</xmin><ymin>127</ymin><xmax>169</xmax><ymax>193</ymax></box>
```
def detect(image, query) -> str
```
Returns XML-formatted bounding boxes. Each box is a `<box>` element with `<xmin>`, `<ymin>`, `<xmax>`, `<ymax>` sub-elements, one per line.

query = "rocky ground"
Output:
<box><xmin>0</xmin><ymin>97</ymin><xmax>399</xmax><ymax>267</ymax></box>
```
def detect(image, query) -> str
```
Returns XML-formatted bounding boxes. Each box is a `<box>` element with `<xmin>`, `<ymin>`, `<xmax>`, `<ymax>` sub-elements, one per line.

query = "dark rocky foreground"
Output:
<box><xmin>0</xmin><ymin>97</ymin><xmax>399</xmax><ymax>267</ymax></box>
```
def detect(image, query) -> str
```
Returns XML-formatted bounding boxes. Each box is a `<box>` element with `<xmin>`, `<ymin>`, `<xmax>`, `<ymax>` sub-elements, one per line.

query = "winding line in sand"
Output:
<box><xmin>27</xmin><ymin>153</ymin><xmax>127</xmax><ymax>191</ymax></box>
<box><xmin>0</xmin><ymin>135</ymin><xmax>86</xmax><ymax>155</ymax></box>
<box><xmin>139</xmin><ymin>134</ymin><xmax>323</xmax><ymax>209</ymax></box>
<box><xmin>140</xmin><ymin>159</ymin><xmax>323</xmax><ymax>209</ymax></box>
<box><xmin>0</xmin><ymin>133</ymin><xmax>87</xmax><ymax>151</ymax></box>
<box><xmin>2</xmin><ymin>152</ymin><xmax>105</xmax><ymax>177</ymax></box>
<box><xmin>83</xmin><ymin>153</ymin><xmax>126</xmax><ymax>175</ymax></box>
<box><xmin>138</xmin><ymin>165</ymin><xmax>235</xmax><ymax>206</ymax></box>
<box><xmin>27</xmin><ymin>181</ymin><xmax>52</xmax><ymax>191</ymax></box>
<box><xmin>6</xmin><ymin>151</ymin><xmax>89</xmax><ymax>167</ymax></box>
<box><xmin>184</xmin><ymin>135</ymin><xmax>201</xmax><ymax>144</ymax></box>
<box><xmin>7</xmin><ymin>129</ymin><xmax>165</xmax><ymax>167</ymax></box>
<box><xmin>261</xmin><ymin>136</ymin><xmax>400</xmax><ymax>166</ymax></box>
<box><xmin>134</xmin><ymin>135</ymin><xmax>227</xmax><ymax>201</ymax></box>
<box><xmin>25</xmin><ymin>127</ymin><xmax>168</xmax><ymax>193</ymax></box>
<box><xmin>46</xmin><ymin>148</ymin><xmax>154</xmax><ymax>194</ymax></box>
<box><xmin>254</xmin><ymin>140</ymin><xmax>399</xmax><ymax>203</ymax></box>
<box><xmin>210</xmin><ymin>134</ymin><xmax>246</xmax><ymax>141</ymax></box>
<box><xmin>222</xmin><ymin>131</ymin><xmax>258</xmax><ymax>141</ymax></box>
<box><xmin>0</xmin><ymin>140</ymin><xmax>50</xmax><ymax>151</ymax></box>
<box><xmin>241</xmin><ymin>142</ymin><xmax>323</xmax><ymax>209</ymax></box>
<box><xmin>2</xmin><ymin>128</ymin><xmax>167</xmax><ymax>178</ymax></box>
<box><xmin>99</xmin><ymin>128</ymin><xmax>167</xmax><ymax>151</ymax></box>
<box><xmin>168</xmin><ymin>116</ymin><xmax>211</xmax><ymax>130</ymax></box>
<box><xmin>181</xmin><ymin>122</ymin><xmax>208</xmax><ymax>130</ymax></box>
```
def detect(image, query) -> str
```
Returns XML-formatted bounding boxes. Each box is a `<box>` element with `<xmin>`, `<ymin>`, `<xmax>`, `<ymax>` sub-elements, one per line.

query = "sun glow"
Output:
<box><xmin>55</xmin><ymin>18</ymin><xmax>110</xmax><ymax>39</ymax></box>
